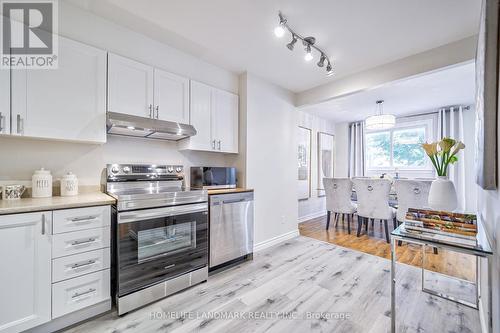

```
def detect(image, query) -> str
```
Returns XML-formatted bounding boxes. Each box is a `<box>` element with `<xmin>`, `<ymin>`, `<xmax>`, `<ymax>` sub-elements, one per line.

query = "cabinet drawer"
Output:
<box><xmin>52</xmin><ymin>227</ymin><xmax>110</xmax><ymax>258</ymax></box>
<box><xmin>52</xmin><ymin>269</ymin><xmax>110</xmax><ymax>318</ymax></box>
<box><xmin>53</xmin><ymin>206</ymin><xmax>110</xmax><ymax>234</ymax></box>
<box><xmin>52</xmin><ymin>248</ymin><xmax>110</xmax><ymax>283</ymax></box>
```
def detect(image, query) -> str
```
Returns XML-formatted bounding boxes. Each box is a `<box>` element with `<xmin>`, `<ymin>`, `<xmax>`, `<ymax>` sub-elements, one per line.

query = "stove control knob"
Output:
<box><xmin>111</xmin><ymin>166</ymin><xmax>120</xmax><ymax>174</ymax></box>
<box><xmin>123</xmin><ymin>166</ymin><xmax>131</xmax><ymax>173</ymax></box>
<box><xmin>167</xmin><ymin>166</ymin><xmax>174</xmax><ymax>173</ymax></box>
<box><xmin>175</xmin><ymin>166</ymin><xmax>183</xmax><ymax>173</ymax></box>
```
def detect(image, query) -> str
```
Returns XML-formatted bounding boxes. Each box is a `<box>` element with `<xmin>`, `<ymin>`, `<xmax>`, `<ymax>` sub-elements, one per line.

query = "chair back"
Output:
<box><xmin>394</xmin><ymin>179</ymin><xmax>432</xmax><ymax>222</ymax></box>
<box><xmin>323</xmin><ymin>178</ymin><xmax>353</xmax><ymax>213</ymax></box>
<box><xmin>352</xmin><ymin>178</ymin><xmax>392</xmax><ymax>219</ymax></box>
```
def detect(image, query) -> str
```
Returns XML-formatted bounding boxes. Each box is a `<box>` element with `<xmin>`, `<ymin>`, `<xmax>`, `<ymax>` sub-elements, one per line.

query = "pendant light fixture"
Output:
<box><xmin>365</xmin><ymin>100</ymin><xmax>396</xmax><ymax>130</ymax></box>
<box><xmin>274</xmin><ymin>11</ymin><xmax>334</xmax><ymax>77</ymax></box>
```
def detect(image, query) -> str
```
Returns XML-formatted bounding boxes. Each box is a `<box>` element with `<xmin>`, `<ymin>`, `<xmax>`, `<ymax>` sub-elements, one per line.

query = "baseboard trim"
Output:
<box><xmin>298</xmin><ymin>211</ymin><xmax>326</xmax><ymax>223</ymax></box>
<box><xmin>254</xmin><ymin>229</ymin><xmax>300</xmax><ymax>252</ymax></box>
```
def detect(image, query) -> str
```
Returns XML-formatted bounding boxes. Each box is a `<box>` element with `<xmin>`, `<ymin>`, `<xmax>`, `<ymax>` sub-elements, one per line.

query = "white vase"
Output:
<box><xmin>428</xmin><ymin>176</ymin><xmax>458</xmax><ymax>211</ymax></box>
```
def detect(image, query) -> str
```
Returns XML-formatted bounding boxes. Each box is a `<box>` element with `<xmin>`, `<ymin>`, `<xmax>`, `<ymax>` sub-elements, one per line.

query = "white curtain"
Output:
<box><xmin>348</xmin><ymin>121</ymin><xmax>365</xmax><ymax>177</ymax></box>
<box><xmin>438</xmin><ymin>106</ymin><xmax>466</xmax><ymax>211</ymax></box>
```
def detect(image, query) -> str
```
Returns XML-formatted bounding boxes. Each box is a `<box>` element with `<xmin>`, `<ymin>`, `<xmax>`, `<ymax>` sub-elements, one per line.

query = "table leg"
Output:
<box><xmin>391</xmin><ymin>237</ymin><xmax>397</xmax><ymax>333</ymax></box>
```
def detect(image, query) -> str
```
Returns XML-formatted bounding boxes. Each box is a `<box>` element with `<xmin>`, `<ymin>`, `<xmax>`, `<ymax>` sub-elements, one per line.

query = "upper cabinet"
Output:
<box><xmin>0</xmin><ymin>66</ymin><xmax>9</xmax><ymax>135</ymax></box>
<box><xmin>107</xmin><ymin>53</ymin><xmax>154</xmax><ymax>118</ymax></box>
<box><xmin>178</xmin><ymin>80</ymin><xmax>238</xmax><ymax>154</ymax></box>
<box><xmin>154</xmin><ymin>69</ymin><xmax>189</xmax><ymax>123</ymax></box>
<box><xmin>107</xmin><ymin>53</ymin><xmax>189</xmax><ymax>123</ymax></box>
<box><xmin>11</xmin><ymin>36</ymin><xmax>107</xmax><ymax>143</ymax></box>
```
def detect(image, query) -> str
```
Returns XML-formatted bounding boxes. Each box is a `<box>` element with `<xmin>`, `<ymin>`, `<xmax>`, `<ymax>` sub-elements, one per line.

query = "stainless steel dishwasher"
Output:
<box><xmin>209</xmin><ymin>191</ymin><xmax>254</xmax><ymax>269</ymax></box>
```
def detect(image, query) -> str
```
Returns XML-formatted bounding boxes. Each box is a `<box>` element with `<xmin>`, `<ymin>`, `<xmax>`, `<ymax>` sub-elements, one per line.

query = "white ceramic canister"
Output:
<box><xmin>60</xmin><ymin>172</ymin><xmax>78</xmax><ymax>197</ymax></box>
<box><xmin>32</xmin><ymin>168</ymin><xmax>53</xmax><ymax>198</ymax></box>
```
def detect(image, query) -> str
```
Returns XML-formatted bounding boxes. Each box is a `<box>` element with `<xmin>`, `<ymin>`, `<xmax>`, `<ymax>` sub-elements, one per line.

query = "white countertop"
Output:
<box><xmin>0</xmin><ymin>192</ymin><xmax>116</xmax><ymax>215</ymax></box>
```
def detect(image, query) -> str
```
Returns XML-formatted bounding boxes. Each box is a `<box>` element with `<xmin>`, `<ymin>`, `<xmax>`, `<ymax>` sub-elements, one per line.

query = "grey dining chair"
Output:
<box><xmin>352</xmin><ymin>178</ymin><xmax>396</xmax><ymax>243</ymax></box>
<box><xmin>323</xmin><ymin>178</ymin><xmax>357</xmax><ymax>234</ymax></box>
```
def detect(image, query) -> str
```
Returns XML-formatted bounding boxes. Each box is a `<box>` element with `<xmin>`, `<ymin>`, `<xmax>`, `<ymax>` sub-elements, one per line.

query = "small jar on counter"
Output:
<box><xmin>60</xmin><ymin>172</ymin><xmax>78</xmax><ymax>197</ymax></box>
<box><xmin>32</xmin><ymin>168</ymin><xmax>53</xmax><ymax>198</ymax></box>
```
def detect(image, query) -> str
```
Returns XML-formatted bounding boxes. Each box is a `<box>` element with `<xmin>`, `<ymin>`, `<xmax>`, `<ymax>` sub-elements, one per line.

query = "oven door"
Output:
<box><xmin>116</xmin><ymin>202</ymin><xmax>208</xmax><ymax>297</ymax></box>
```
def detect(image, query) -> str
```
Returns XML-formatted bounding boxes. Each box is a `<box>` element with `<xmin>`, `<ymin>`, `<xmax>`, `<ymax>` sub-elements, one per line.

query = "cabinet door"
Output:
<box><xmin>188</xmin><ymin>80</ymin><xmax>214</xmax><ymax>151</ymax></box>
<box><xmin>213</xmin><ymin>89</ymin><xmax>239</xmax><ymax>153</ymax></box>
<box><xmin>154</xmin><ymin>69</ymin><xmax>189</xmax><ymax>123</ymax></box>
<box><xmin>0</xmin><ymin>66</ymin><xmax>9</xmax><ymax>135</ymax></box>
<box><xmin>107</xmin><ymin>53</ymin><xmax>154</xmax><ymax>118</ymax></box>
<box><xmin>11</xmin><ymin>36</ymin><xmax>107</xmax><ymax>143</ymax></box>
<box><xmin>0</xmin><ymin>212</ymin><xmax>52</xmax><ymax>333</ymax></box>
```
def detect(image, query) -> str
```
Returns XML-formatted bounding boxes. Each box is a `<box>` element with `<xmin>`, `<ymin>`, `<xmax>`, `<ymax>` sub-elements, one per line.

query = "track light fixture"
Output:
<box><xmin>274</xmin><ymin>11</ymin><xmax>334</xmax><ymax>77</ymax></box>
<box><xmin>286</xmin><ymin>34</ymin><xmax>298</xmax><ymax>50</ymax></box>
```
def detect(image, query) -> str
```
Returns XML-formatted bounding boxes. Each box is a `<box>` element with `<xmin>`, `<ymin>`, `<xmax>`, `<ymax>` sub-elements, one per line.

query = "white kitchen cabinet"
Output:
<box><xmin>0</xmin><ymin>212</ymin><xmax>52</xmax><ymax>333</ymax></box>
<box><xmin>108</xmin><ymin>54</ymin><xmax>190</xmax><ymax>123</ymax></box>
<box><xmin>185</xmin><ymin>81</ymin><xmax>214</xmax><ymax>151</ymax></box>
<box><xmin>179</xmin><ymin>81</ymin><xmax>238</xmax><ymax>153</ymax></box>
<box><xmin>0</xmin><ymin>67</ymin><xmax>9</xmax><ymax>135</ymax></box>
<box><xmin>154</xmin><ymin>68</ymin><xmax>189</xmax><ymax>123</ymax></box>
<box><xmin>213</xmin><ymin>88</ymin><xmax>239</xmax><ymax>153</ymax></box>
<box><xmin>107</xmin><ymin>53</ymin><xmax>154</xmax><ymax>118</ymax></box>
<box><xmin>11</xmin><ymin>36</ymin><xmax>107</xmax><ymax>143</ymax></box>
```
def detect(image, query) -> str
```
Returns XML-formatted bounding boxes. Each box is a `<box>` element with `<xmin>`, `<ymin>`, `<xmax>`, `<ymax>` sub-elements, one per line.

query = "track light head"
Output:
<box><xmin>317</xmin><ymin>54</ymin><xmax>326</xmax><ymax>67</ymax></box>
<box><xmin>326</xmin><ymin>63</ymin><xmax>334</xmax><ymax>76</ymax></box>
<box><xmin>304</xmin><ymin>44</ymin><xmax>313</xmax><ymax>61</ymax></box>
<box><xmin>274</xmin><ymin>12</ymin><xmax>287</xmax><ymax>38</ymax></box>
<box><xmin>286</xmin><ymin>35</ymin><xmax>297</xmax><ymax>51</ymax></box>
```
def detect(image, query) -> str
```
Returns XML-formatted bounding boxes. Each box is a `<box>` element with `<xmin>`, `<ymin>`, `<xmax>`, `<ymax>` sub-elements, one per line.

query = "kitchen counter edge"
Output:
<box><xmin>207</xmin><ymin>188</ymin><xmax>254</xmax><ymax>195</ymax></box>
<box><xmin>0</xmin><ymin>192</ymin><xmax>116</xmax><ymax>215</ymax></box>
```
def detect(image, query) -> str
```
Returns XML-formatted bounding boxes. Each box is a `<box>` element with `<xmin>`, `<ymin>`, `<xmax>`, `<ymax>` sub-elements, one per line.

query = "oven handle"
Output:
<box><xmin>118</xmin><ymin>202</ymin><xmax>208</xmax><ymax>224</ymax></box>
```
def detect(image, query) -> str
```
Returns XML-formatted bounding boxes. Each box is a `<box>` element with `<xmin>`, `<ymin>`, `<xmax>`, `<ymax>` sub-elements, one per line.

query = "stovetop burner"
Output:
<box><xmin>104</xmin><ymin>164</ymin><xmax>207</xmax><ymax>211</ymax></box>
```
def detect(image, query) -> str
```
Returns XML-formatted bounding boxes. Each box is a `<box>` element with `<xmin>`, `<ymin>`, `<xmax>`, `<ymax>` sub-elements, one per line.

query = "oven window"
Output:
<box><xmin>137</xmin><ymin>222</ymin><xmax>196</xmax><ymax>262</ymax></box>
<box><xmin>117</xmin><ymin>209</ymin><xmax>208</xmax><ymax>296</ymax></box>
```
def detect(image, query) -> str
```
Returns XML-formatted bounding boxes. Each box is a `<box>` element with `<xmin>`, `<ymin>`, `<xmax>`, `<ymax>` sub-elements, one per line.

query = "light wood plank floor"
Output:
<box><xmin>299</xmin><ymin>215</ymin><xmax>476</xmax><ymax>281</ymax></box>
<box><xmin>66</xmin><ymin>236</ymin><xmax>479</xmax><ymax>333</ymax></box>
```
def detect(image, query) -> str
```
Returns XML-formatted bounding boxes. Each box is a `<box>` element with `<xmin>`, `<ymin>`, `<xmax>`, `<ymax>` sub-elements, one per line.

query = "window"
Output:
<box><xmin>364</xmin><ymin>117</ymin><xmax>434</xmax><ymax>174</ymax></box>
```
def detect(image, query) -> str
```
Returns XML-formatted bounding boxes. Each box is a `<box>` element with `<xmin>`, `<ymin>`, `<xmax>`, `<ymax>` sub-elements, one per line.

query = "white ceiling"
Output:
<box><xmin>299</xmin><ymin>62</ymin><xmax>476</xmax><ymax>123</ymax></box>
<box><xmin>65</xmin><ymin>0</ymin><xmax>481</xmax><ymax>93</ymax></box>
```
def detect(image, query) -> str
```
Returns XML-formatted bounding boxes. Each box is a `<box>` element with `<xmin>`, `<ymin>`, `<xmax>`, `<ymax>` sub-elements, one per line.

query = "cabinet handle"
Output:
<box><xmin>71</xmin><ymin>238</ymin><xmax>97</xmax><ymax>246</ymax></box>
<box><xmin>16</xmin><ymin>114</ymin><xmax>23</xmax><ymax>134</ymax></box>
<box><xmin>149</xmin><ymin>104</ymin><xmax>153</xmax><ymax>118</ymax></box>
<box><xmin>41</xmin><ymin>214</ymin><xmax>46</xmax><ymax>235</ymax></box>
<box><xmin>217</xmin><ymin>140</ymin><xmax>221</xmax><ymax>150</ymax></box>
<box><xmin>0</xmin><ymin>112</ymin><xmax>3</xmax><ymax>132</ymax></box>
<box><xmin>155</xmin><ymin>105</ymin><xmax>159</xmax><ymax>119</ymax></box>
<box><xmin>72</xmin><ymin>288</ymin><xmax>96</xmax><ymax>299</ymax></box>
<box><xmin>70</xmin><ymin>216</ymin><xmax>98</xmax><ymax>223</ymax></box>
<box><xmin>212</xmin><ymin>140</ymin><xmax>216</xmax><ymax>149</ymax></box>
<box><xmin>70</xmin><ymin>260</ymin><xmax>96</xmax><ymax>270</ymax></box>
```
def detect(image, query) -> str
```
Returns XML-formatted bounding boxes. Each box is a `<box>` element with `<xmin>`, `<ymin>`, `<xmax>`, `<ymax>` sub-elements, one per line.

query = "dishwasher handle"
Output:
<box><xmin>210</xmin><ymin>192</ymin><xmax>254</xmax><ymax>206</ymax></box>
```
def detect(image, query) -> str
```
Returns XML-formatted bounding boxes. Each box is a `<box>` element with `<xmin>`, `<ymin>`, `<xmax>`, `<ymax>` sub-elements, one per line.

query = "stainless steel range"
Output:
<box><xmin>104</xmin><ymin>164</ymin><xmax>208</xmax><ymax>315</ymax></box>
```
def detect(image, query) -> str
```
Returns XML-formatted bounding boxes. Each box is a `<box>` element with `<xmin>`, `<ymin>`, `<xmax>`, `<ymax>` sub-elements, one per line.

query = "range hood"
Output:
<box><xmin>106</xmin><ymin>112</ymin><xmax>196</xmax><ymax>141</ymax></box>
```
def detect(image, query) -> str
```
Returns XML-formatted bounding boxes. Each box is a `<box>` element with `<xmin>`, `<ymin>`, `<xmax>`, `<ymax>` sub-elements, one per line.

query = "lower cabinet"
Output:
<box><xmin>0</xmin><ymin>212</ymin><xmax>52</xmax><ymax>333</ymax></box>
<box><xmin>0</xmin><ymin>205</ymin><xmax>111</xmax><ymax>333</ymax></box>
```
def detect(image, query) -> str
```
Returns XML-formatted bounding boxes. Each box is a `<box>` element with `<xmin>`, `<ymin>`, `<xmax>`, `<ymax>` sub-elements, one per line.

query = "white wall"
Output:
<box><xmin>59</xmin><ymin>1</ymin><xmax>238</xmax><ymax>93</ymax></box>
<box><xmin>235</xmin><ymin>73</ymin><xmax>298</xmax><ymax>246</ymax></box>
<box><xmin>297</xmin><ymin>111</ymin><xmax>335</xmax><ymax>222</ymax></box>
<box><xmin>0</xmin><ymin>135</ymin><xmax>233</xmax><ymax>186</ymax></box>
<box><xmin>0</xmin><ymin>2</ymin><xmax>239</xmax><ymax>186</ymax></box>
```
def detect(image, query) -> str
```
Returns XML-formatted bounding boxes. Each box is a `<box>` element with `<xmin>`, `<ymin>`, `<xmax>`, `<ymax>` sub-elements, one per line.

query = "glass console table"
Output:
<box><xmin>390</xmin><ymin>218</ymin><xmax>493</xmax><ymax>333</ymax></box>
